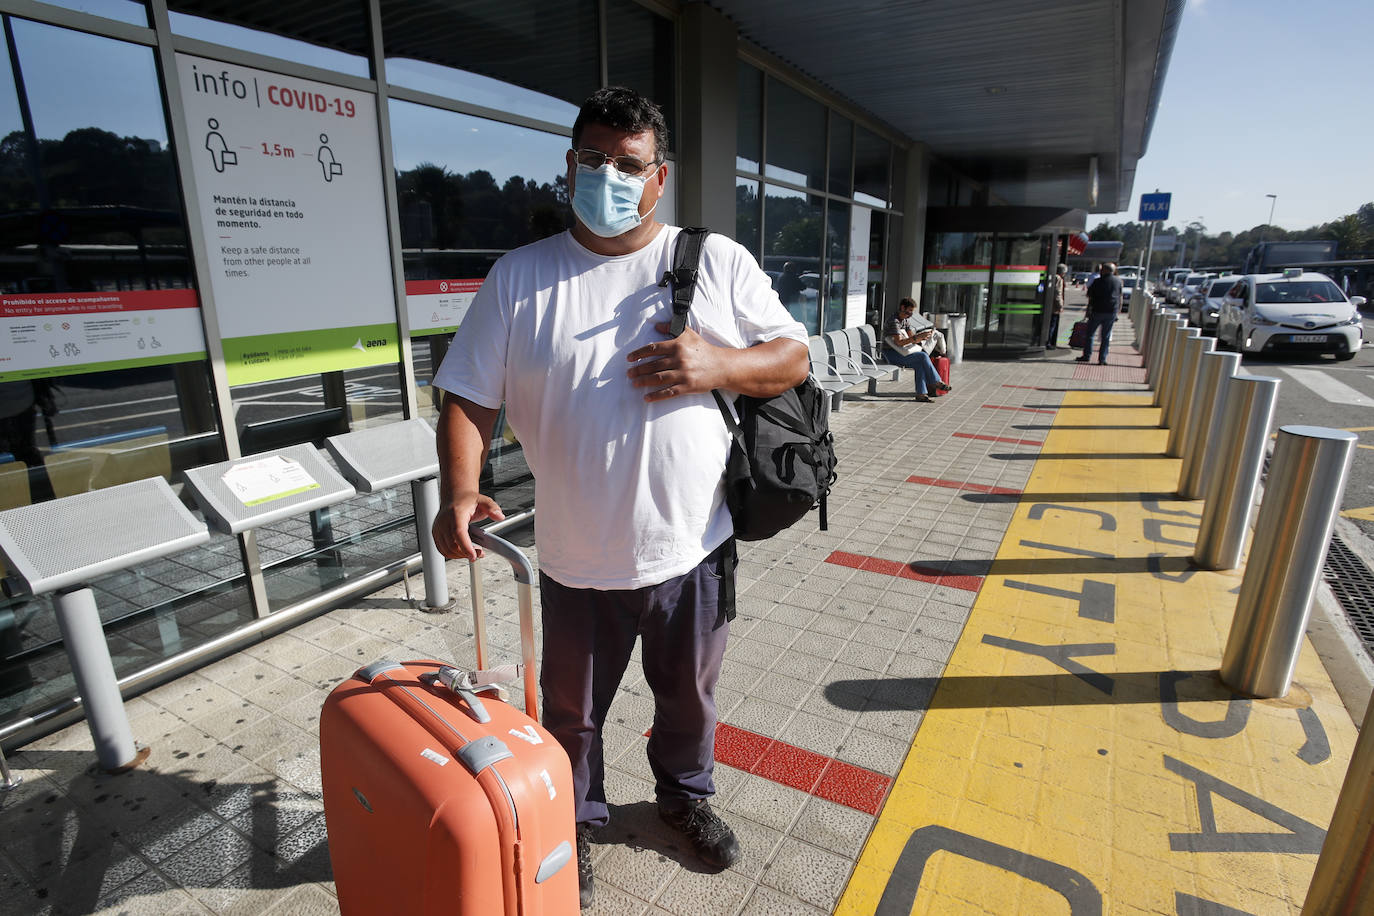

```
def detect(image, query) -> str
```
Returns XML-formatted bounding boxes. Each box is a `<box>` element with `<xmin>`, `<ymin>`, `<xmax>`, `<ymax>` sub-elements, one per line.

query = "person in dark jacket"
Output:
<box><xmin>1077</xmin><ymin>262</ymin><xmax>1123</xmax><ymax>364</ymax></box>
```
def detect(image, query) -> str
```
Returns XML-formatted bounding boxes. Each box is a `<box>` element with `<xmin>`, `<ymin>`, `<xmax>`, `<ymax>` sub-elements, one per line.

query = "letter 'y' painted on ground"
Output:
<box><xmin>1164</xmin><ymin>755</ymin><xmax>1326</xmax><ymax>853</ymax></box>
<box><xmin>981</xmin><ymin>635</ymin><xmax>1115</xmax><ymax>694</ymax></box>
<box><xmin>876</xmin><ymin>825</ymin><xmax>1102</xmax><ymax>916</ymax></box>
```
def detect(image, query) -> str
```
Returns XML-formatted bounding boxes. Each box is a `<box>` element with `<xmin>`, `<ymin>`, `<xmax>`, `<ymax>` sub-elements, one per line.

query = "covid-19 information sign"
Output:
<box><xmin>176</xmin><ymin>54</ymin><xmax>398</xmax><ymax>385</ymax></box>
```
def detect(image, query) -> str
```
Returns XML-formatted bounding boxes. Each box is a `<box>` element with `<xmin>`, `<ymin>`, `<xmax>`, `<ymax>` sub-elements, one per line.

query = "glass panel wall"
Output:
<box><xmin>388</xmin><ymin>100</ymin><xmax>566</xmax><ymax>510</ymax></box>
<box><xmin>823</xmin><ymin>201</ymin><xmax>848</xmax><ymax>333</ymax></box>
<box><xmin>168</xmin><ymin>0</ymin><xmax>371</xmax><ymax>76</ymax></box>
<box><xmin>735</xmin><ymin>177</ymin><xmax>760</xmax><ymax>256</ymax></box>
<box><xmin>0</xmin><ymin>16</ymin><xmax>249</xmax><ymax>728</ymax></box>
<box><xmin>854</xmin><ymin>125</ymin><xmax>890</xmax><ymax>207</ymax></box>
<box><xmin>763</xmin><ymin>184</ymin><xmax>823</xmax><ymax>333</ymax></box>
<box><xmin>866</xmin><ymin>211</ymin><xmax>888</xmax><ymax>328</ymax></box>
<box><xmin>736</xmin><ymin>63</ymin><xmax>901</xmax><ymax>335</ymax></box>
<box><xmin>607</xmin><ymin>0</ymin><xmax>675</xmax><ymax>142</ymax></box>
<box><xmin>764</xmin><ymin>77</ymin><xmax>825</xmax><ymax>189</ymax></box>
<box><xmin>828</xmin><ymin>113</ymin><xmax>852</xmax><ymax>198</ymax></box>
<box><xmin>38</xmin><ymin>0</ymin><xmax>147</xmax><ymax>26</ymax></box>
<box><xmin>736</xmin><ymin>61</ymin><xmax>761</xmax><ymax>174</ymax></box>
<box><xmin>381</xmin><ymin>0</ymin><xmax>597</xmax><ymax>124</ymax></box>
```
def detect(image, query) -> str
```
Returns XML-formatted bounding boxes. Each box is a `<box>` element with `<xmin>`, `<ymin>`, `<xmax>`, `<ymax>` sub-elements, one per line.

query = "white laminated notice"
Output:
<box><xmin>222</xmin><ymin>455</ymin><xmax>321</xmax><ymax>506</ymax></box>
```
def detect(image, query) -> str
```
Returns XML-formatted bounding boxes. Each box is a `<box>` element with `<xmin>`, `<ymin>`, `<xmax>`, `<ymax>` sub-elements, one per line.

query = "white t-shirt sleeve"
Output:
<box><xmin>706</xmin><ymin>235</ymin><xmax>808</xmax><ymax>347</ymax></box>
<box><xmin>431</xmin><ymin>263</ymin><xmax>511</xmax><ymax>410</ymax></box>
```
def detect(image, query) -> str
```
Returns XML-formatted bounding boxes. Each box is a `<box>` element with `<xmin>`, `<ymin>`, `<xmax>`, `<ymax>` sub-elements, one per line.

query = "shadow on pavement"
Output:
<box><xmin>826</xmin><ymin>668</ymin><xmax>1232</xmax><ymax>711</ymax></box>
<box><xmin>3</xmin><ymin>749</ymin><xmax>330</xmax><ymax>914</ymax></box>
<box><xmin>903</xmin><ymin>555</ymin><xmax>1197</xmax><ymax>576</ymax></box>
<box><xmin>960</xmin><ymin>490</ymin><xmax>1186</xmax><ymax>504</ymax></box>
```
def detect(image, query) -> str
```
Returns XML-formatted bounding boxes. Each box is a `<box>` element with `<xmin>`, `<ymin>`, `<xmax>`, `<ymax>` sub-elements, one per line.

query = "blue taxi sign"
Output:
<box><xmin>1139</xmin><ymin>192</ymin><xmax>1171</xmax><ymax>221</ymax></box>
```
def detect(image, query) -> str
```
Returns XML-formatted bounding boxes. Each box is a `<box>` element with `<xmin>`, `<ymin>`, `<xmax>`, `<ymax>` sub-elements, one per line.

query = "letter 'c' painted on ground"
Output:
<box><xmin>876</xmin><ymin>824</ymin><xmax>1102</xmax><ymax>915</ymax></box>
<box><xmin>1028</xmin><ymin>503</ymin><xmax>1117</xmax><ymax>531</ymax></box>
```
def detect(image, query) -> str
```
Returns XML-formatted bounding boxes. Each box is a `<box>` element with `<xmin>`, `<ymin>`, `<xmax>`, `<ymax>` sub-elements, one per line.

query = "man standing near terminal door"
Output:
<box><xmin>430</xmin><ymin>87</ymin><xmax>809</xmax><ymax>907</ymax></box>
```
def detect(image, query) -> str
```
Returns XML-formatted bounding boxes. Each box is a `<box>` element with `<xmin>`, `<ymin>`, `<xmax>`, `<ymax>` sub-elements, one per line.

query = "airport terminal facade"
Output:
<box><xmin>0</xmin><ymin>0</ymin><xmax>1176</xmax><ymax>745</ymax></box>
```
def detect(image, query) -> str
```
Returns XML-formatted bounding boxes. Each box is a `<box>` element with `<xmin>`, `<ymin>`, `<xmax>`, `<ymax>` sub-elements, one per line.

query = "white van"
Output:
<box><xmin>1215</xmin><ymin>269</ymin><xmax>1366</xmax><ymax>360</ymax></box>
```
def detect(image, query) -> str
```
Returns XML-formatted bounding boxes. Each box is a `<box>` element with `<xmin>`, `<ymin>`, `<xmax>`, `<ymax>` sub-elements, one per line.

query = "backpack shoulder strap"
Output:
<box><xmin>659</xmin><ymin>227</ymin><xmax>710</xmax><ymax>339</ymax></box>
<box><xmin>656</xmin><ymin>228</ymin><xmax>747</xmax><ymax>453</ymax></box>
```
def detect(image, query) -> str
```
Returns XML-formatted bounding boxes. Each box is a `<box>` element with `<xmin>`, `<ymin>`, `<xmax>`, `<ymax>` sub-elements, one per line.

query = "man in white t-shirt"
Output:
<box><xmin>431</xmin><ymin>87</ymin><xmax>808</xmax><ymax>907</ymax></box>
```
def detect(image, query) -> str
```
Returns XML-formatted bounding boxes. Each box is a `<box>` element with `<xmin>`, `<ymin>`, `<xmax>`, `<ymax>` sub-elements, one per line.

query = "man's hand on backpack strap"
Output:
<box><xmin>627</xmin><ymin>323</ymin><xmax>728</xmax><ymax>402</ymax></box>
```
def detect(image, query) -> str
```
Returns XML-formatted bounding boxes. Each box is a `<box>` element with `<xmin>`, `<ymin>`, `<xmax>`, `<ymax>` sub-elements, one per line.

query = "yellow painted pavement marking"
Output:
<box><xmin>837</xmin><ymin>390</ymin><xmax>1358</xmax><ymax>915</ymax></box>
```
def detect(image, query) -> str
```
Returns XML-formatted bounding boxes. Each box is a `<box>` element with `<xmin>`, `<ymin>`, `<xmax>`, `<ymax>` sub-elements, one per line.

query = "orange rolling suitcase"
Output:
<box><xmin>320</xmin><ymin>528</ymin><xmax>579</xmax><ymax>915</ymax></box>
<box><xmin>932</xmin><ymin>355</ymin><xmax>951</xmax><ymax>395</ymax></box>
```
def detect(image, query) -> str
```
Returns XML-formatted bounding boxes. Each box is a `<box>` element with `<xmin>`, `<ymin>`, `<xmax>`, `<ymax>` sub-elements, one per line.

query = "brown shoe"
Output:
<box><xmin>914</xmin><ymin>393</ymin><xmax>934</xmax><ymax>402</ymax></box>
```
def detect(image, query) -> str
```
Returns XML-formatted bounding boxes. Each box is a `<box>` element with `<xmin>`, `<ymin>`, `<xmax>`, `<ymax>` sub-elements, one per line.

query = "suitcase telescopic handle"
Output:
<box><xmin>467</xmin><ymin>526</ymin><xmax>540</xmax><ymax>722</ymax></box>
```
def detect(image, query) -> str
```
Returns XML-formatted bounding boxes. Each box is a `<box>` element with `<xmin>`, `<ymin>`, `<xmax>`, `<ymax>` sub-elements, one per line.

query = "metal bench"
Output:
<box><xmin>807</xmin><ymin>336</ymin><xmax>863</xmax><ymax>411</ymax></box>
<box><xmin>827</xmin><ymin>328</ymin><xmax>900</xmax><ymax>395</ymax></box>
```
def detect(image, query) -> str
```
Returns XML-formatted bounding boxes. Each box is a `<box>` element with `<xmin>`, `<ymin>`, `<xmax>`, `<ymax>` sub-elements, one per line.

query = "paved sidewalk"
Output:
<box><xmin>1</xmin><ymin>314</ymin><xmax>1364</xmax><ymax>914</ymax></box>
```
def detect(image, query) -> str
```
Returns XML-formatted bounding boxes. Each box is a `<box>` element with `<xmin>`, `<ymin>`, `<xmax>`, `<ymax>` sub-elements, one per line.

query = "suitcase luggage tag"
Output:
<box><xmin>420</xmin><ymin>664</ymin><xmax>523</xmax><ymax>722</ymax></box>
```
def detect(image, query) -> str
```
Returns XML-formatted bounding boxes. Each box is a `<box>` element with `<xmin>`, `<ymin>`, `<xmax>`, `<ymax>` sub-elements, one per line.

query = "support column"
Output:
<box><xmin>896</xmin><ymin>144</ymin><xmax>931</xmax><ymax>305</ymax></box>
<box><xmin>677</xmin><ymin>4</ymin><xmax>738</xmax><ymax>233</ymax></box>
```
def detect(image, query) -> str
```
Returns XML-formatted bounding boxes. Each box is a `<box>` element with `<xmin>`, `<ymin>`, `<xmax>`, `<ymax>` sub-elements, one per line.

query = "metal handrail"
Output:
<box><xmin>0</xmin><ymin>510</ymin><xmax>534</xmax><ymax>753</ymax></box>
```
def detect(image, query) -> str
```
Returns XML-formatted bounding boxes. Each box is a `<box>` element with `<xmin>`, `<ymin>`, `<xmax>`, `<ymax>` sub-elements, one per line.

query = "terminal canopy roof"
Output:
<box><xmin>709</xmin><ymin>0</ymin><xmax>1183</xmax><ymax>214</ymax></box>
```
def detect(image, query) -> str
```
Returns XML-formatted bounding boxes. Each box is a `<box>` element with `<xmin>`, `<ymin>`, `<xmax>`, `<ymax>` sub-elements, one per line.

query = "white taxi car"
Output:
<box><xmin>1216</xmin><ymin>269</ymin><xmax>1366</xmax><ymax>360</ymax></box>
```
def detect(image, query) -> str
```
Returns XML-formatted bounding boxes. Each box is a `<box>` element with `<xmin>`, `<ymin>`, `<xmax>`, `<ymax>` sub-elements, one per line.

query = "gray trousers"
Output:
<box><xmin>539</xmin><ymin>539</ymin><xmax>734</xmax><ymax>827</ymax></box>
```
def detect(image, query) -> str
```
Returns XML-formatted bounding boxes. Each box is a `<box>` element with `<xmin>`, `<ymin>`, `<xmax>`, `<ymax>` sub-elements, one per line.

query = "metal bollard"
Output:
<box><xmin>0</xmin><ymin>743</ymin><xmax>20</xmax><ymax>790</ymax></box>
<box><xmin>1193</xmin><ymin>375</ymin><xmax>1281</xmax><ymax>570</ymax></box>
<box><xmin>1153</xmin><ymin>317</ymin><xmax>1185</xmax><ymax>408</ymax></box>
<box><xmin>1149</xmin><ymin>310</ymin><xmax>1175</xmax><ymax>379</ymax></box>
<box><xmin>1220</xmin><ymin>426</ymin><xmax>1358</xmax><ymax>697</ymax></box>
<box><xmin>1302</xmin><ymin>695</ymin><xmax>1374</xmax><ymax>913</ymax></box>
<box><xmin>1149</xmin><ymin>308</ymin><xmax>1171</xmax><ymax>383</ymax></box>
<box><xmin>1178</xmin><ymin>351</ymin><xmax>1242</xmax><ymax>499</ymax></box>
<box><xmin>1166</xmin><ymin>335</ymin><xmax>1215</xmax><ymax>457</ymax></box>
<box><xmin>1144</xmin><ymin>307</ymin><xmax>1164</xmax><ymax>383</ymax></box>
<box><xmin>1162</xmin><ymin>327</ymin><xmax>1201</xmax><ymax>428</ymax></box>
<box><xmin>1147</xmin><ymin>306</ymin><xmax>1165</xmax><ymax>370</ymax></box>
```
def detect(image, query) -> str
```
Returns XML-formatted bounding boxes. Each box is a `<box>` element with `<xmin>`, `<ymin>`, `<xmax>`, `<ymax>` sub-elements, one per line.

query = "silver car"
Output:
<box><xmin>1188</xmin><ymin>276</ymin><xmax>1238</xmax><ymax>332</ymax></box>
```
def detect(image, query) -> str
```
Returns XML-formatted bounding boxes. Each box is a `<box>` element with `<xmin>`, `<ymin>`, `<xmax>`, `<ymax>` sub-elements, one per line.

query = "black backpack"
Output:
<box><xmin>659</xmin><ymin>228</ymin><xmax>837</xmax><ymax>541</ymax></box>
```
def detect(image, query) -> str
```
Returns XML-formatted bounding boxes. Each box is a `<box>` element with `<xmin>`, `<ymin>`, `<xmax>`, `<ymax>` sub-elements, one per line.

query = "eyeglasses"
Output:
<box><xmin>572</xmin><ymin>148</ymin><xmax>661</xmax><ymax>177</ymax></box>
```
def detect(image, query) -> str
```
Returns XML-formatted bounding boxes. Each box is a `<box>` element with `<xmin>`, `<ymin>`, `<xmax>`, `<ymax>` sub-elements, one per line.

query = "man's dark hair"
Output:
<box><xmin>572</xmin><ymin>87</ymin><xmax>669</xmax><ymax>163</ymax></box>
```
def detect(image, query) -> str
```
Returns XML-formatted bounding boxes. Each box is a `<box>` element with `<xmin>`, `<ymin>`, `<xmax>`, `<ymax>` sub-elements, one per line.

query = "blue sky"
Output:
<box><xmin>1123</xmin><ymin>0</ymin><xmax>1374</xmax><ymax>235</ymax></box>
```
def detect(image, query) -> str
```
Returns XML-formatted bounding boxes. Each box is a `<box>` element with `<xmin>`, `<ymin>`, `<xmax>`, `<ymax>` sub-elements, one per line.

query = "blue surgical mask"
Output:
<box><xmin>571</xmin><ymin>163</ymin><xmax>656</xmax><ymax>238</ymax></box>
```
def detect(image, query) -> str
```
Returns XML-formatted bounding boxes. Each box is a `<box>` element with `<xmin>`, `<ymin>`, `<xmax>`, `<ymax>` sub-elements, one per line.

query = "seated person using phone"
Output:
<box><xmin>883</xmin><ymin>297</ymin><xmax>952</xmax><ymax>403</ymax></box>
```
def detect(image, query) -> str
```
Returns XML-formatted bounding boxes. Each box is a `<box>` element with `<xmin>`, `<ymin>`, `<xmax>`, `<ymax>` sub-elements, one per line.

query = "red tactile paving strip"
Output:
<box><xmin>981</xmin><ymin>404</ymin><xmax>1057</xmax><ymax>415</ymax></box>
<box><xmin>825</xmin><ymin>550</ymin><xmax>984</xmax><ymax>592</ymax></box>
<box><xmin>906</xmin><ymin>475</ymin><xmax>1022</xmax><ymax>496</ymax></box>
<box><xmin>950</xmin><ymin>432</ymin><xmax>1044</xmax><ymax>447</ymax></box>
<box><xmin>713</xmin><ymin>723</ymin><xmax>892</xmax><ymax>815</ymax></box>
